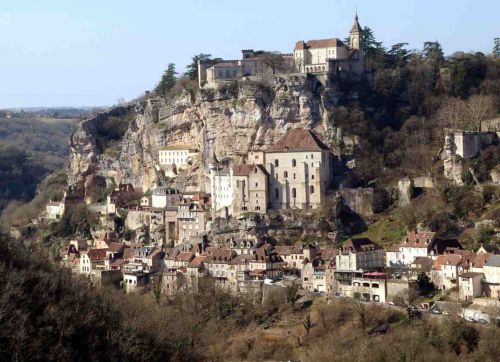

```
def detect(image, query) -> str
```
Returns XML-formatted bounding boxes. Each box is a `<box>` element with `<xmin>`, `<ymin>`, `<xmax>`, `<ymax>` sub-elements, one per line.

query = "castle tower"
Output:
<box><xmin>349</xmin><ymin>13</ymin><xmax>363</xmax><ymax>50</ymax></box>
<box><xmin>348</xmin><ymin>13</ymin><xmax>365</xmax><ymax>74</ymax></box>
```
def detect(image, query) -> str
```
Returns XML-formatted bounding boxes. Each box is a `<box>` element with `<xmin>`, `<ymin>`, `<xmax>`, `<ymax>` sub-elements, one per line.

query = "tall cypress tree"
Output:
<box><xmin>155</xmin><ymin>63</ymin><xmax>177</xmax><ymax>96</ymax></box>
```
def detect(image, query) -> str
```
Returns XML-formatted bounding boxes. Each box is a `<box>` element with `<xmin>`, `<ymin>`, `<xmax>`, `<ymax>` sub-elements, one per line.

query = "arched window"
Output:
<box><xmin>274</xmin><ymin>159</ymin><xmax>279</xmax><ymax>167</ymax></box>
<box><xmin>292</xmin><ymin>159</ymin><xmax>297</xmax><ymax>167</ymax></box>
<box><xmin>310</xmin><ymin>185</ymin><xmax>315</xmax><ymax>194</ymax></box>
<box><xmin>274</xmin><ymin>188</ymin><xmax>279</xmax><ymax>199</ymax></box>
<box><xmin>292</xmin><ymin>188</ymin><xmax>296</xmax><ymax>198</ymax></box>
<box><xmin>284</xmin><ymin>171</ymin><xmax>288</xmax><ymax>178</ymax></box>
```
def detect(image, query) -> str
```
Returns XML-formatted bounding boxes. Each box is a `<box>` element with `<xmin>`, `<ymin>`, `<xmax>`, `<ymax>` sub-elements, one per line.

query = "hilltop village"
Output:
<box><xmin>35</xmin><ymin>14</ymin><xmax>500</xmax><ymax>325</ymax></box>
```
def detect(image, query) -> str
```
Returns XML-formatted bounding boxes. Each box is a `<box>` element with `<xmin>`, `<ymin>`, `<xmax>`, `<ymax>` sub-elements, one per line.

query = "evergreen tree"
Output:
<box><xmin>422</xmin><ymin>41</ymin><xmax>444</xmax><ymax>63</ymax></box>
<box><xmin>362</xmin><ymin>26</ymin><xmax>384</xmax><ymax>51</ymax></box>
<box><xmin>493</xmin><ymin>38</ymin><xmax>500</xmax><ymax>58</ymax></box>
<box><xmin>155</xmin><ymin>63</ymin><xmax>177</xmax><ymax>96</ymax></box>
<box><xmin>362</xmin><ymin>26</ymin><xmax>385</xmax><ymax>70</ymax></box>
<box><xmin>185</xmin><ymin>53</ymin><xmax>212</xmax><ymax>80</ymax></box>
<box><xmin>387</xmin><ymin>42</ymin><xmax>410</xmax><ymax>67</ymax></box>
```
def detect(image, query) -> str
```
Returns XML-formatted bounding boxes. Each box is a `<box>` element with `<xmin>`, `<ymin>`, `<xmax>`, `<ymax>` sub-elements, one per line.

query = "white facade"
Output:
<box><xmin>151</xmin><ymin>187</ymin><xmax>181</xmax><ymax>209</ymax></box>
<box><xmin>46</xmin><ymin>202</ymin><xmax>63</xmax><ymax>219</ymax></box>
<box><xmin>209</xmin><ymin>169</ymin><xmax>233</xmax><ymax>213</ymax></box>
<box><xmin>159</xmin><ymin>146</ymin><xmax>197</xmax><ymax>169</ymax></box>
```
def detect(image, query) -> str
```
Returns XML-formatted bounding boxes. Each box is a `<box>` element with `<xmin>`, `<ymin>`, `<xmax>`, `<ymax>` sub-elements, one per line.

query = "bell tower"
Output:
<box><xmin>349</xmin><ymin>13</ymin><xmax>363</xmax><ymax>50</ymax></box>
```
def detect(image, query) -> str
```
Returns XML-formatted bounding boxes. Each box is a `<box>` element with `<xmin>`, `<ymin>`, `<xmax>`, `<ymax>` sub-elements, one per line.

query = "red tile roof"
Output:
<box><xmin>402</xmin><ymin>231</ymin><xmax>436</xmax><ymax>248</ymax></box>
<box><xmin>233</xmin><ymin>164</ymin><xmax>268</xmax><ymax>177</ymax></box>
<box><xmin>274</xmin><ymin>245</ymin><xmax>303</xmax><ymax>256</ymax></box>
<box><xmin>187</xmin><ymin>256</ymin><xmax>206</xmax><ymax>268</ymax></box>
<box><xmin>123</xmin><ymin>247</ymin><xmax>135</xmax><ymax>260</ymax></box>
<box><xmin>86</xmin><ymin>248</ymin><xmax>108</xmax><ymax>261</ymax></box>
<box><xmin>108</xmin><ymin>242</ymin><xmax>125</xmax><ymax>253</ymax></box>
<box><xmin>294</xmin><ymin>38</ymin><xmax>345</xmax><ymax>51</ymax></box>
<box><xmin>176</xmin><ymin>252</ymin><xmax>195</xmax><ymax>263</ymax></box>
<box><xmin>267</xmin><ymin>128</ymin><xmax>330</xmax><ymax>152</ymax></box>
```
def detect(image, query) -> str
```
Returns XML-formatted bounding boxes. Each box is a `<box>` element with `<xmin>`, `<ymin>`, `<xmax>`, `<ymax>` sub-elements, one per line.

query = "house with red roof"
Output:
<box><xmin>293</xmin><ymin>14</ymin><xmax>365</xmax><ymax>75</ymax></box>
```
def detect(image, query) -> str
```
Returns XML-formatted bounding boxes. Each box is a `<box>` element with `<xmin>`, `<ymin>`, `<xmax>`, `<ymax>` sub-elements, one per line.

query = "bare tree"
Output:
<box><xmin>466</xmin><ymin>95</ymin><xmax>496</xmax><ymax>131</ymax></box>
<box><xmin>436</xmin><ymin>97</ymin><xmax>467</xmax><ymax>130</ymax></box>
<box><xmin>260</xmin><ymin>52</ymin><xmax>285</xmax><ymax>74</ymax></box>
<box><xmin>352</xmin><ymin>300</ymin><xmax>370</xmax><ymax>333</ymax></box>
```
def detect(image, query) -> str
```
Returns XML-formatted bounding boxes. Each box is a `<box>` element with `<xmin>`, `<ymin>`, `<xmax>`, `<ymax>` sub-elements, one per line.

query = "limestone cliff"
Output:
<box><xmin>68</xmin><ymin>75</ymin><xmax>339</xmax><ymax>198</ymax></box>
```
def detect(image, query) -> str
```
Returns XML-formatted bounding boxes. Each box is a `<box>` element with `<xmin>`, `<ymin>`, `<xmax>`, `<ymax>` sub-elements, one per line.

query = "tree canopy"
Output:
<box><xmin>155</xmin><ymin>63</ymin><xmax>177</xmax><ymax>96</ymax></box>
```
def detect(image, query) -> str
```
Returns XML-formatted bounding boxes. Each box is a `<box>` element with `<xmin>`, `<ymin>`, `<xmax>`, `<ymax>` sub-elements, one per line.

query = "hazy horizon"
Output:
<box><xmin>1</xmin><ymin>0</ymin><xmax>498</xmax><ymax>108</ymax></box>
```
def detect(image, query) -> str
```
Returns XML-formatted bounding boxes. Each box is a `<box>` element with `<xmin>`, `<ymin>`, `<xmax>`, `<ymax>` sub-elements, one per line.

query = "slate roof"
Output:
<box><xmin>485</xmin><ymin>255</ymin><xmax>500</xmax><ymax>267</ymax></box>
<box><xmin>350</xmin><ymin>14</ymin><xmax>362</xmax><ymax>33</ymax></box>
<box><xmin>267</xmin><ymin>128</ymin><xmax>330</xmax><ymax>152</ymax></box>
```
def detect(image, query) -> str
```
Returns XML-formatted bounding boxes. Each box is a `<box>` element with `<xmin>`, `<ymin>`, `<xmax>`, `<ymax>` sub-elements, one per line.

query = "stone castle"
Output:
<box><xmin>198</xmin><ymin>14</ymin><xmax>365</xmax><ymax>87</ymax></box>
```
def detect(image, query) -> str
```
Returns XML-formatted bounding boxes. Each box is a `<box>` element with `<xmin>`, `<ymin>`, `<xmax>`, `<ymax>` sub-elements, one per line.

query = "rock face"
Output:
<box><xmin>68</xmin><ymin>75</ymin><xmax>339</xmax><ymax>197</ymax></box>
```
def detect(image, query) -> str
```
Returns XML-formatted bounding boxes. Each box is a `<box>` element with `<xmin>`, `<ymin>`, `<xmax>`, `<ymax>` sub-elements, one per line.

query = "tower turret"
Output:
<box><xmin>349</xmin><ymin>13</ymin><xmax>363</xmax><ymax>50</ymax></box>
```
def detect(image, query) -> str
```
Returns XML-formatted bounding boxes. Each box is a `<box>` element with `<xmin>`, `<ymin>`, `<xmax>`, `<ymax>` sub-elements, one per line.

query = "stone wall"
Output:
<box><xmin>338</xmin><ymin>187</ymin><xmax>389</xmax><ymax>216</ymax></box>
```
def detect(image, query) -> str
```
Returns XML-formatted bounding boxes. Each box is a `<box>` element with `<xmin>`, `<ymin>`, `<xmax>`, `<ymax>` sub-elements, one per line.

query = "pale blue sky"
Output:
<box><xmin>0</xmin><ymin>0</ymin><xmax>498</xmax><ymax>108</ymax></box>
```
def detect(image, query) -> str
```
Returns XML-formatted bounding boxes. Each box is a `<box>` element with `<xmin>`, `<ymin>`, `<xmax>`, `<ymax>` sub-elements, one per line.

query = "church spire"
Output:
<box><xmin>350</xmin><ymin>12</ymin><xmax>361</xmax><ymax>33</ymax></box>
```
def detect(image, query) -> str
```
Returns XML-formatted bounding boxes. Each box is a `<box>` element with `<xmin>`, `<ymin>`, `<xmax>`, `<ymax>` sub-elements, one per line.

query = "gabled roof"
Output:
<box><xmin>108</xmin><ymin>242</ymin><xmax>125</xmax><ymax>253</ymax></box>
<box><xmin>294</xmin><ymin>38</ymin><xmax>345</xmax><ymax>51</ymax></box>
<box><xmin>176</xmin><ymin>252</ymin><xmax>195</xmax><ymax>263</ymax></box>
<box><xmin>86</xmin><ymin>248</ymin><xmax>108</xmax><ymax>261</ymax></box>
<box><xmin>444</xmin><ymin>254</ymin><xmax>462</xmax><ymax>266</ymax></box>
<box><xmin>274</xmin><ymin>244</ymin><xmax>303</xmax><ymax>256</ymax></box>
<box><xmin>342</xmin><ymin>238</ymin><xmax>378</xmax><ymax>253</ymax></box>
<box><xmin>110</xmin><ymin>259</ymin><xmax>129</xmax><ymax>268</ymax></box>
<box><xmin>267</xmin><ymin>128</ymin><xmax>330</xmax><ymax>153</ymax></box>
<box><xmin>187</xmin><ymin>256</ymin><xmax>206</xmax><ymax>268</ymax></box>
<box><xmin>472</xmin><ymin>253</ymin><xmax>491</xmax><ymax>268</ymax></box>
<box><xmin>401</xmin><ymin>231</ymin><xmax>436</xmax><ymax>248</ymax></box>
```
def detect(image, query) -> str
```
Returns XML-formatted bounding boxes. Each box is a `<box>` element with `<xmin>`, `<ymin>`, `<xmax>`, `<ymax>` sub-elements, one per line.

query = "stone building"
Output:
<box><xmin>159</xmin><ymin>143</ymin><xmax>198</xmax><ymax>169</ymax></box>
<box><xmin>232</xmin><ymin>164</ymin><xmax>269</xmax><ymax>216</ymax></box>
<box><xmin>293</xmin><ymin>14</ymin><xmax>365</xmax><ymax>75</ymax></box>
<box><xmin>198</xmin><ymin>49</ymin><xmax>294</xmax><ymax>87</ymax></box>
<box><xmin>265</xmin><ymin>128</ymin><xmax>333</xmax><ymax>210</ymax></box>
<box><xmin>177</xmin><ymin>197</ymin><xmax>209</xmax><ymax>244</ymax></box>
<box><xmin>151</xmin><ymin>187</ymin><xmax>181</xmax><ymax>209</ymax></box>
<box><xmin>335</xmin><ymin>238</ymin><xmax>384</xmax><ymax>272</ymax></box>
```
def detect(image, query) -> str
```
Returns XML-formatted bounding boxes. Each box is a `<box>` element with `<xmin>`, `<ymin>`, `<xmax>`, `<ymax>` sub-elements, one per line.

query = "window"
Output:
<box><xmin>311</xmin><ymin>175</ymin><xmax>315</xmax><ymax>180</ymax></box>
<box><xmin>310</xmin><ymin>185</ymin><xmax>315</xmax><ymax>194</ymax></box>
<box><xmin>311</xmin><ymin>154</ymin><xmax>314</xmax><ymax>159</ymax></box>
<box><xmin>293</xmin><ymin>173</ymin><xmax>296</xmax><ymax>179</ymax></box>
<box><xmin>284</xmin><ymin>171</ymin><xmax>288</xmax><ymax>178</ymax></box>
<box><xmin>274</xmin><ymin>188</ymin><xmax>279</xmax><ymax>199</ymax></box>
<box><xmin>372</xmin><ymin>283</ymin><xmax>379</xmax><ymax>288</ymax></box>
<box><xmin>292</xmin><ymin>188</ymin><xmax>296</xmax><ymax>198</ymax></box>
<box><xmin>274</xmin><ymin>159</ymin><xmax>279</xmax><ymax>167</ymax></box>
<box><xmin>255</xmin><ymin>182</ymin><xmax>258</xmax><ymax>187</ymax></box>
<box><xmin>292</xmin><ymin>159</ymin><xmax>297</xmax><ymax>167</ymax></box>
<box><xmin>275</xmin><ymin>173</ymin><xmax>278</xmax><ymax>179</ymax></box>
